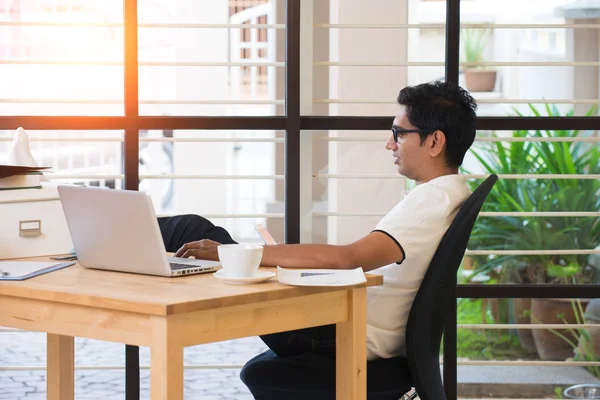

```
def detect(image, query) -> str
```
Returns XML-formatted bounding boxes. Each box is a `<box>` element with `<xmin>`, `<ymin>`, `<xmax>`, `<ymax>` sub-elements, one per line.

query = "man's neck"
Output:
<box><xmin>415</xmin><ymin>167</ymin><xmax>459</xmax><ymax>185</ymax></box>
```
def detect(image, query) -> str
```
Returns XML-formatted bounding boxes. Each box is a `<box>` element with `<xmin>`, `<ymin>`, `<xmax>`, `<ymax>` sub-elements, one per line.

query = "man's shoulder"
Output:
<box><xmin>424</xmin><ymin>174</ymin><xmax>469</xmax><ymax>190</ymax></box>
<box><xmin>413</xmin><ymin>174</ymin><xmax>471</xmax><ymax>201</ymax></box>
<box><xmin>383</xmin><ymin>175</ymin><xmax>470</xmax><ymax>218</ymax></box>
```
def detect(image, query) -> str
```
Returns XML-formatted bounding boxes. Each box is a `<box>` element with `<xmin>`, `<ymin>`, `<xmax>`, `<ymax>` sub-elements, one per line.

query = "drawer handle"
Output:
<box><xmin>19</xmin><ymin>220</ymin><xmax>42</xmax><ymax>238</ymax></box>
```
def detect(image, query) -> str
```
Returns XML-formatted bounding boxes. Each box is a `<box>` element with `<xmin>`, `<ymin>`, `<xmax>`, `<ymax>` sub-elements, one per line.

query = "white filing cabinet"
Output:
<box><xmin>0</xmin><ymin>184</ymin><xmax>73</xmax><ymax>259</ymax></box>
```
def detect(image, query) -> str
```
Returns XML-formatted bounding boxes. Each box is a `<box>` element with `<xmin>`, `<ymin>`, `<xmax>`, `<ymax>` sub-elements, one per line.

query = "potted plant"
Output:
<box><xmin>465</xmin><ymin>104</ymin><xmax>600</xmax><ymax>360</ymax></box>
<box><xmin>545</xmin><ymin>299</ymin><xmax>600</xmax><ymax>380</ymax></box>
<box><xmin>462</xmin><ymin>28</ymin><xmax>497</xmax><ymax>92</ymax></box>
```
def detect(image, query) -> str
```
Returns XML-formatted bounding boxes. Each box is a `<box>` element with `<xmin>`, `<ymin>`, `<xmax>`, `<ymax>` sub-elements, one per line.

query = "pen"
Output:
<box><xmin>49</xmin><ymin>255</ymin><xmax>77</xmax><ymax>261</ymax></box>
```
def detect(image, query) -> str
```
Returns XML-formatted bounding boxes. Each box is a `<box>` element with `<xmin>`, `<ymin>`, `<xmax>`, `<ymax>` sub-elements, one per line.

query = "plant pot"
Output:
<box><xmin>576</xmin><ymin>299</ymin><xmax>600</xmax><ymax>360</ymax></box>
<box><xmin>512</xmin><ymin>298</ymin><xmax>537</xmax><ymax>354</ymax></box>
<box><xmin>531</xmin><ymin>298</ymin><xmax>589</xmax><ymax>361</ymax></box>
<box><xmin>489</xmin><ymin>298</ymin><xmax>509</xmax><ymax>324</ymax></box>
<box><xmin>464</xmin><ymin>69</ymin><xmax>497</xmax><ymax>92</ymax></box>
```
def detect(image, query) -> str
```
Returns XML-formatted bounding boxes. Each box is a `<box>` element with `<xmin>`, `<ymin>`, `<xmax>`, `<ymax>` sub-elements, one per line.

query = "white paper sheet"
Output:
<box><xmin>277</xmin><ymin>266</ymin><xmax>366</xmax><ymax>287</ymax></box>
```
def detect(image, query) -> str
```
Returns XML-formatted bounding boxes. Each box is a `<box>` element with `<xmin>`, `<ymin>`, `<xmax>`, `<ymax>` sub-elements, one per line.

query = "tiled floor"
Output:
<box><xmin>0</xmin><ymin>330</ymin><xmax>563</xmax><ymax>399</ymax></box>
<box><xmin>0</xmin><ymin>330</ymin><xmax>266</xmax><ymax>399</ymax></box>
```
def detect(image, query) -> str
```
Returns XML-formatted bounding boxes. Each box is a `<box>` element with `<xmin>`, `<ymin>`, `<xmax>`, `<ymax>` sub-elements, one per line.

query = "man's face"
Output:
<box><xmin>385</xmin><ymin>107</ymin><xmax>431</xmax><ymax>180</ymax></box>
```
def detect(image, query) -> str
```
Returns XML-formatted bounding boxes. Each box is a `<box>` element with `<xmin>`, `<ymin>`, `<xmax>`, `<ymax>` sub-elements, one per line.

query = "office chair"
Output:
<box><xmin>238</xmin><ymin>174</ymin><xmax>498</xmax><ymax>400</ymax></box>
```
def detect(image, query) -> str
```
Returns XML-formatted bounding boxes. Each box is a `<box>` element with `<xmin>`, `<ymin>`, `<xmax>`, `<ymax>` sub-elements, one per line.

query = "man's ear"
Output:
<box><xmin>429</xmin><ymin>130</ymin><xmax>446</xmax><ymax>158</ymax></box>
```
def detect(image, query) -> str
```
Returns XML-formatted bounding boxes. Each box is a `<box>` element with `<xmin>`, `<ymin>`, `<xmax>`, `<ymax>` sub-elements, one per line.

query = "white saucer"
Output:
<box><xmin>213</xmin><ymin>269</ymin><xmax>276</xmax><ymax>284</ymax></box>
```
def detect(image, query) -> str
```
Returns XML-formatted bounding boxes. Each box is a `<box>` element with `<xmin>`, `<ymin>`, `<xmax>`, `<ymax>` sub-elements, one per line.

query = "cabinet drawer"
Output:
<box><xmin>0</xmin><ymin>197</ymin><xmax>73</xmax><ymax>259</ymax></box>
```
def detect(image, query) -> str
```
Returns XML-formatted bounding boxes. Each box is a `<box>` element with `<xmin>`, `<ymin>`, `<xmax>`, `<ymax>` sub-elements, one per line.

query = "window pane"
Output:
<box><xmin>311</xmin><ymin>66</ymin><xmax>446</xmax><ymax>116</ymax></box>
<box><xmin>138</xmin><ymin>0</ymin><xmax>283</xmax><ymax>116</ymax></box>
<box><xmin>310</xmin><ymin>0</ymin><xmax>446</xmax><ymax>116</ymax></box>
<box><xmin>464</xmin><ymin>129</ymin><xmax>600</xmax><ymax>286</ymax></box>
<box><xmin>0</xmin><ymin>0</ymin><xmax>124</xmax><ymax>116</ymax></box>
<box><xmin>308</xmin><ymin>130</ymin><xmax>408</xmax><ymax>244</ymax></box>
<box><xmin>139</xmin><ymin>129</ymin><xmax>283</xmax><ymax>242</ymax></box>
<box><xmin>454</xmin><ymin>296</ymin><xmax>598</xmax><ymax>398</ymax></box>
<box><xmin>0</xmin><ymin>129</ymin><xmax>124</xmax><ymax>188</ymax></box>
<box><xmin>460</xmin><ymin>0</ymin><xmax>600</xmax><ymax>116</ymax></box>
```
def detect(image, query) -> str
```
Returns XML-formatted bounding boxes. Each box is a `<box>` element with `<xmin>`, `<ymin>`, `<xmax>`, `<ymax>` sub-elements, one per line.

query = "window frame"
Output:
<box><xmin>1</xmin><ymin>2</ymin><xmax>599</xmax><ymax>399</ymax></box>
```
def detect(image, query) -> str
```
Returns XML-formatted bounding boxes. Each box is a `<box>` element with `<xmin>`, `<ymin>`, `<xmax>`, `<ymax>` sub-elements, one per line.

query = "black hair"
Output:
<box><xmin>396</xmin><ymin>81</ymin><xmax>477</xmax><ymax>168</ymax></box>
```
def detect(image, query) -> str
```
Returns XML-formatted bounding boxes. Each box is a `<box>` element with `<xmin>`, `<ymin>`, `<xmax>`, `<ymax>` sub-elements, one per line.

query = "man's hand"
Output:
<box><xmin>174</xmin><ymin>239</ymin><xmax>221</xmax><ymax>261</ymax></box>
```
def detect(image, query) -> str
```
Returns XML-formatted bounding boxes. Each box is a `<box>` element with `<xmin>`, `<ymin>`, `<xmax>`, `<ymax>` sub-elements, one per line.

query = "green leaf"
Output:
<box><xmin>470</xmin><ymin>104</ymin><xmax>600</xmax><ymax>284</ymax></box>
<box><xmin>547</xmin><ymin>264</ymin><xmax>581</xmax><ymax>278</ymax></box>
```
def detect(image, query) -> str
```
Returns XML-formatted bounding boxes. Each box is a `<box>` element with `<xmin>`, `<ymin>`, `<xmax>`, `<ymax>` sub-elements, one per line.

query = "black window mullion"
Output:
<box><xmin>4</xmin><ymin>115</ymin><xmax>600</xmax><ymax>132</ymax></box>
<box><xmin>123</xmin><ymin>1</ymin><xmax>140</xmax><ymax>399</ymax></box>
<box><xmin>136</xmin><ymin>116</ymin><xmax>287</xmax><ymax>131</ymax></box>
<box><xmin>284</xmin><ymin>0</ymin><xmax>301</xmax><ymax>244</ymax></box>
<box><xmin>477</xmin><ymin>116</ymin><xmax>600</xmax><ymax>131</ymax></box>
<box><xmin>443</xmin><ymin>1</ymin><xmax>461</xmax><ymax>399</ymax></box>
<box><xmin>300</xmin><ymin>115</ymin><xmax>600</xmax><ymax>132</ymax></box>
<box><xmin>444</xmin><ymin>0</ymin><xmax>460</xmax><ymax>85</ymax></box>
<box><xmin>124</xmin><ymin>0</ymin><xmax>139</xmax><ymax>192</ymax></box>
<box><xmin>458</xmin><ymin>284</ymin><xmax>600</xmax><ymax>299</ymax></box>
<box><xmin>0</xmin><ymin>116</ymin><xmax>127</xmax><ymax>130</ymax></box>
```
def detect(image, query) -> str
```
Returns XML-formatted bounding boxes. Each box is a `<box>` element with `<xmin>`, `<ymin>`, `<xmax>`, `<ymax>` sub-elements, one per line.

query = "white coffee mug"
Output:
<box><xmin>217</xmin><ymin>244</ymin><xmax>264</xmax><ymax>278</ymax></box>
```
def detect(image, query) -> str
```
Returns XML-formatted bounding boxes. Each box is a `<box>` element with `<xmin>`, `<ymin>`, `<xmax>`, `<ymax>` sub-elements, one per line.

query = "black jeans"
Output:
<box><xmin>260</xmin><ymin>324</ymin><xmax>336</xmax><ymax>359</ymax></box>
<box><xmin>157</xmin><ymin>214</ymin><xmax>237</xmax><ymax>251</ymax></box>
<box><xmin>157</xmin><ymin>214</ymin><xmax>337</xmax><ymax>358</ymax></box>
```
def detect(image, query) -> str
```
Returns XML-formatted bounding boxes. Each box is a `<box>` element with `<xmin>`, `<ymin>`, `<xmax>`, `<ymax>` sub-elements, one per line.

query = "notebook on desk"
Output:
<box><xmin>57</xmin><ymin>185</ymin><xmax>221</xmax><ymax>277</ymax></box>
<box><xmin>0</xmin><ymin>261</ymin><xmax>75</xmax><ymax>281</ymax></box>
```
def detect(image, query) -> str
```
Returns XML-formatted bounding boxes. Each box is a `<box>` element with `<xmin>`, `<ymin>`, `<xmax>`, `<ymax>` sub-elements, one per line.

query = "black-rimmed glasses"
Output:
<box><xmin>391</xmin><ymin>126</ymin><xmax>434</xmax><ymax>143</ymax></box>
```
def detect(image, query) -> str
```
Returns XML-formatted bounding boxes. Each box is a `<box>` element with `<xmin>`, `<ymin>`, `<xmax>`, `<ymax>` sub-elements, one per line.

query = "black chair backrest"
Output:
<box><xmin>405</xmin><ymin>174</ymin><xmax>498</xmax><ymax>400</ymax></box>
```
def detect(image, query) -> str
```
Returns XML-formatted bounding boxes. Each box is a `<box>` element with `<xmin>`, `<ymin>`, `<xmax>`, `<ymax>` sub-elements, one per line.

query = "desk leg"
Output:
<box><xmin>336</xmin><ymin>287</ymin><xmax>367</xmax><ymax>400</ymax></box>
<box><xmin>151</xmin><ymin>318</ymin><xmax>184</xmax><ymax>400</ymax></box>
<box><xmin>47</xmin><ymin>333</ymin><xmax>74</xmax><ymax>400</ymax></box>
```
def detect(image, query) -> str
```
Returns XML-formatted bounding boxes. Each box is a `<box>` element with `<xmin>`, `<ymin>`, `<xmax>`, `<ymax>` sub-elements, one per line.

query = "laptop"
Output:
<box><xmin>57</xmin><ymin>185</ymin><xmax>222</xmax><ymax>277</ymax></box>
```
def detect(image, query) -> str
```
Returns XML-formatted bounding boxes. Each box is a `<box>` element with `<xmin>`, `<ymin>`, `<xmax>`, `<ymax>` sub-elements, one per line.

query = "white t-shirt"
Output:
<box><xmin>365</xmin><ymin>174</ymin><xmax>471</xmax><ymax>360</ymax></box>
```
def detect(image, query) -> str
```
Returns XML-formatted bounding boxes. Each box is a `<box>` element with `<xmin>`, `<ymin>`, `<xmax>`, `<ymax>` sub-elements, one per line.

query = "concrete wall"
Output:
<box><xmin>326</xmin><ymin>0</ymin><xmax>410</xmax><ymax>245</ymax></box>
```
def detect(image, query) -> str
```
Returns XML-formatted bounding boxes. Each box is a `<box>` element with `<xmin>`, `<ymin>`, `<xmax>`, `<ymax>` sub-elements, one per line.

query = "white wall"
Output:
<box><xmin>327</xmin><ymin>0</ymin><xmax>410</xmax><ymax>245</ymax></box>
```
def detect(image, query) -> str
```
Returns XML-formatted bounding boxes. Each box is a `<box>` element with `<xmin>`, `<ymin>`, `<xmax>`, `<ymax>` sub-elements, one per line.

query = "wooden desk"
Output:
<box><xmin>0</xmin><ymin>257</ymin><xmax>383</xmax><ymax>400</ymax></box>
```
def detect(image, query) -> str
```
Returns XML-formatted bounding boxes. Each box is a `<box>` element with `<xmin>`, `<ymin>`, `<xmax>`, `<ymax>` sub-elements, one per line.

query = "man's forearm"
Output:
<box><xmin>261</xmin><ymin>243</ymin><xmax>356</xmax><ymax>270</ymax></box>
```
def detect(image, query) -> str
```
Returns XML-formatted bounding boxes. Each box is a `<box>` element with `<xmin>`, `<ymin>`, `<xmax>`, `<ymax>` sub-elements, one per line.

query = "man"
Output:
<box><xmin>173</xmin><ymin>80</ymin><xmax>477</xmax><ymax>361</ymax></box>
